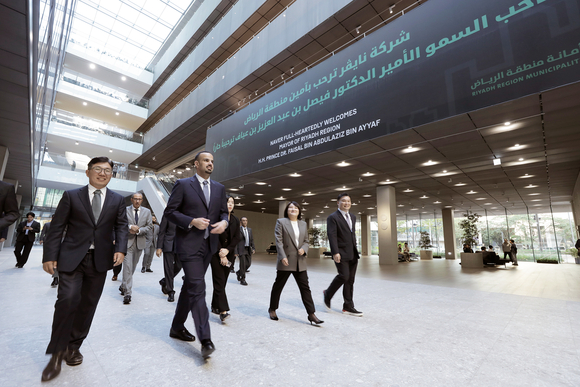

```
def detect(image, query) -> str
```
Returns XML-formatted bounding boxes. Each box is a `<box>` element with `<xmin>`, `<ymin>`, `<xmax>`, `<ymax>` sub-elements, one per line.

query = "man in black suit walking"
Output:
<box><xmin>41</xmin><ymin>157</ymin><xmax>128</xmax><ymax>381</ymax></box>
<box><xmin>164</xmin><ymin>151</ymin><xmax>228</xmax><ymax>359</ymax></box>
<box><xmin>235</xmin><ymin>216</ymin><xmax>255</xmax><ymax>285</ymax></box>
<box><xmin>156</xmin><ymin>216</ymin><xmax>181</xmax><ymax>302</ymax></box>
<box><xmin>14</xmin><ymin>212</ymin><xmax>41</xmax><ymax>267</ymax></box>
<box><xmin>323</xmin><ymin>193</ymin><xmax>363</xmax><ymax>317</ymax></box>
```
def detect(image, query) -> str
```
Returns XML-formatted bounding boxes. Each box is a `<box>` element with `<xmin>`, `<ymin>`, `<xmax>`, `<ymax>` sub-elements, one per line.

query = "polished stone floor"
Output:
<box><xmin>1</xmin><ymin>247</ymin><xmax>580</xmax><ymax>386</ymax></box>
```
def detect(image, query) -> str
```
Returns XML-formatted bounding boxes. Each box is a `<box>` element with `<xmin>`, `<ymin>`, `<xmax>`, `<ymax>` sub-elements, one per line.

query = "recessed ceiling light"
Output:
<box><xmin>261</xmin><ymin>208</ymin><xmax>266</xmax><ymax>210</ymax></box>
<box><xmin>302</xmin><ymin>201</ymin><xmax>310</xmax><ymax>205</ymax></box>
<box><xmin>185</xmin><ymin>167</ymin><xmax>191</xmax><ymax>170</ymax></box>
<box><xmin>351</xmin><ymin>202</ymin><xmax>358</xmax><ymax>206</ymax></box>
<box><xmin>315</xmin><ymin>215</ymin><xmax>320</xmax><ymax>217</ymax></box>
<box><xmin>89</xmin><ymin>63</ymin><xmax>96</xmax><ymax>69</ymax></box>
<box><xmin>255</xmin><ymin>193</ymin><xmax>264</xmax><ymax>196</ymax></box>
<box><xmin>274</xmin><ymin>196</ymin><xmax>286</xmax><ymax>200</ymax></box>
<box><xmin>115</xmin><ymin>112</ymin><xmax>119</xmax><ymax>115</ymax></box>
<box><xmin>531</xmin><ymin>199</ymin><xmax>541</xmax><ymax>202</ymax></box>
<box><xmin>512</xmin><ymin>143</ymin><xmax>522</xmax><ymax>148</ymax></box>
<box><xmin>491</xmin><ymin>207</ymin><xmax>497</xmax><ymax>209</ymax></box>
<box><xmin>229</xmin><ymin>188</ymin><xmax>239</xmax><ymax>191</ymax></box>
<box><xmin>75</xmin><ymin>141</ymin><xmax>79</xmax><ymax>145</ymax></box>
<box><xmin>324</xmin><ymin>205</ymin><xmax>329</xmax><ymax>208</ymax></box>
<box><xmin>320</xmin><ymin>211</ymin><xmax>325</xmax><ymax>213</ymax></box>
<box><xmin>403</xmin><ymin>145</ymin><xmax>419</xmax><ymax>153</ymax></box>
<box><xmin>121</xmin><ymin>76</ymin><xmax>126</xmax><ymax>81</ymax></box>
<box><xmin>282</xmin><ymin>188</ymin><xmax>292</xmax><ymax>191</ymax></box>
<box><xmin>410</xmin><ymin>208</ymin><xmax>419</xmax><ymax>211</ymax></box>
<box><xmin>252</xmin><ymin>200</ymin><xmax>264</xmax><ymax>204</ymax></box>
<box><xmin>177</xmin><ymin>171</ymin><xmax>182</xmax><ymax>174</ymax></box>
<box><xmin>289</xmin><ymin>173</ymin><xmax>301</xmax><ymax>177</ymax></box>
<box><xmin>362</xmin><ymin>172</ymin><xmax>375</xmax><ymax>177</ymax></box>
<box><xmin>533</xmin><ymin>204</ymin><xmax>542</xmax><ymax>206</ymax></box>
<box><xmin>483</xmin><ymin>203</ymin><xmax>492</xmax><ymax>205</ymax></box>
<box><xmin>303</xmin><ymin>192</ymin><xmax>316</xmax><ymax>196</ymax></box>
<box><xmin>335</xmin><ymin>186</ymin><xmax>350</xmax><ymax>191</ymax></box>
<box><xmin>336</xmin><ymin>161</ymin><xmax>351</xmax><ymax>167</ymax></box>
<box><xmin>433</xmin><ymin>201</ymin><xmax>441</xmax><ymax>204</ymax></box>
<box><xmin>519</xmin><ymin>174</ymin><xmax>533</xmax><ymax>178</ymax></box>
<box><xmin>493</xmin><ymin>159</ymin><xmax>501</xmax><ymax>166</ymax></box>
<box><xmin>525</xmin><ymin>184</ymin><xmax>538</xmax><ymax>188</ymax></box>
<box><xmin>367</xmin><ymin>207</ymin><xmax>374</xmax><ymax>210</ymax></box>
<box><xmin>109</xmin><ymin>149</ymin><xmax>113</xmax><ymax>153</ymax></box>
<box><xmin>504</xmin><ymin>121</ymin><xmax>511</xmax><ymax>126</ymax></box>
<box><xmin>397</xmin><ymin>204</ymin><xmax>405</xmax><ymax>207</ymax></box>
<box><xmin>363</xmin><ymin>194</ymin><xmax>372</xmax><ymax>198</ymax></box>
<box><xmin>423</xmin><ymin>160</ymin><xmax>437</xmax><ymax>166</ymax></box>
<box><xmin>82</xmin><ymin>102</ymin><xmax>87</xmax><ymax>106</ymax></box>
<box><xmin>256</xmin><ymin>182</ymin><xmax>267</xmax><ymax>185</ymax></box>
<box><xmin>442</xmin><ymin>170</ymin><xmax>447</xmax><ymax>173</ymax></box>
<box><xmin>528</xmin><ymin>193</ymin><xmax>540</xmax><ymax>196</ymax></box>
<box><xmin>380</xmin><ymin>179</ymin><xmax>396</xmax><ymax>184</ymax></box>
<box><xmin>445</xmin><ymin>205</ymin><xmax>453</xmax><ymax>208</ymax></box>
<box><xmin>403</xmin><ymin>189</ymin><xmax>414</xmax><ymax>193</ymax></box>
<box><xmin>420</xmin><ymin>195</ymin><xmax>428</xmax><ymax>199</ymax></box>
<box><xmin>475</xmin><ymin>198</ymin><xmax>486</xmax><ymax>200</ymax></box>
<box><xmin>455</xmin><ymin>182</ymin><xmax>466</xmax><ymax>186</ymax></box>
<box><xmin>518</xmin><ymin>158</ymin><xmax>524</xmax><ymax>161</ymax></box>
<box><xmin>466</xmin><ymin>190</ymin><xmax>477</xmax><ymax>194</ymax></box>
<box><xmin>330</xmin><ymin>199</ymin><xmax>336</xmax><ymax>202</ymax></box>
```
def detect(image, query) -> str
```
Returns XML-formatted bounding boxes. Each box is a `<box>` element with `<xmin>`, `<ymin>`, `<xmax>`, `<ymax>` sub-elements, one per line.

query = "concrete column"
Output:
<box><xmin>442</xmin><ymin>208</ymin><xmax>457</xmax><ymax>259</ymax></box>
<box><xmin>376</xmin><ymin>186</ymin><xmax>398</xmax><ymax>265</ymax></box>
<box><xmin>0</xmin><ymin>146</ymin><xmax>9</xmax><ymax>180</ymax></box>
<box><xmin>278</xmin><ymin>200</ymin><xmax>289</xmax><ymax>218</ymax></box>
<box><xmin>360</xmin><ymin>214</ymin><xmax>371</xmax><ymax>256</ymax></box>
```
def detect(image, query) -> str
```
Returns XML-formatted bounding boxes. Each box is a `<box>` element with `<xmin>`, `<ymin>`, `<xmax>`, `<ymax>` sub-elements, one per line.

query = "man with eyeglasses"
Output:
<box><xmin>41</xmin><ymin>157</ymin><xmax>128</xmax><ymax>381</ymax></box>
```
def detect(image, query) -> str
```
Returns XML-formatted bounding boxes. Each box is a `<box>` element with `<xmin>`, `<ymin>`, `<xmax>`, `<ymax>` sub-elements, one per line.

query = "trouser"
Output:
<box><xmin>512</xmin><ymin>253</ymin><xmax>518</xmax><ymax>264</ymax></box>
<box><xmin>161</xmin><ymin>251</ymin><xmax>181</xmax><ymax>294</ymax></box>
<box><xmin>210</xmin><ymin>253</ymin><xmax>231</xmax><ymax>312</ymax></box>
<box><xmin>269</xmin><ymin>270</ymin><xmax>315</xmax><ymax>314</ymax></box>
<box><xmin>172</xmin><ymin>239</ymin><xmax>212</xmax><ymax>341</ymax></box>
<box><xmin>121</xmin><ymin>244</ymin><xmax>143</xmax><ymax>297</ymax></box>
<box><xmin>503</xmin><ymin>251</ymin><xmax>512</xmax><ymax>261</ymax></box>
<box><xmin>14</xmin><ymin>240</ymin><xmax>34</xmax><ymax>267</ymax></box>
<box><xmin>325</xmin><ymin>258</ymin><xmax>358</xmax><ymax>310</ymax></box>
<box><xmin>46</xmin><ymin>251</ymin><xmax>107</xmax><ymax>354</ymax></box>
<box><xmin>142</xmin><ymin>245</ymin><xmax>155</xmax><ymax>270</ymax></box>
<box><xmin>237</xmin><ymin>247</ymin><xmax>252</xmax><ymax>280</ymax></box>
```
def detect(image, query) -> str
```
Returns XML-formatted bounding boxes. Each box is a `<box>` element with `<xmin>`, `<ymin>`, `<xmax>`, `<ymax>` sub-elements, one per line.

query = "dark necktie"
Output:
<box><xmin>135</xmin><ymin>208</ymin><xmax>139</xmax><ymax>224</ymax></box>
<box><xmin>203</xmin><ymin>180</ymin><xmax>210</xmax><ymax>238</ymax></box>
<box><xmin>92</xmin><ymin>190</ymin><xmax>102</xmax><ymax>222</ymax></box>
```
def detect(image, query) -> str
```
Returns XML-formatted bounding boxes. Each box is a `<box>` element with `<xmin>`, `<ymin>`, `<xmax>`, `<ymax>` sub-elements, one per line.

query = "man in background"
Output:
<box><xmin>14</xmin><ymin>212</ymin><xmax>40</xmax><ymax>268</ymax></box>
<box><xmin>235</xmin><ymin>216</ymin><xmax>255</xmax><ymax>286</ymax></box>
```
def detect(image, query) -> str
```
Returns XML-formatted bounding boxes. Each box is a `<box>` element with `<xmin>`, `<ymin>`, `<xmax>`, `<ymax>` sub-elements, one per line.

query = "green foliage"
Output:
<box><xmin>566</xmin><ymin>247</ymin><xmax>578</xmax><ymax>258</ymax></box>
<box><xmin>537</xmin><ymin>258</ymin><xmax>558</xmax><ymax>264</ymax></box>
<box><xmin>308</xmin><ymin>227</ymin><xmax>327</xmax><ymax>247</ymax></box>
<box><xmin>459</xmin><ymin>212</ymin><xmax>480</xmax><ymax>248</ymax></box>
<box><xmin>418</xmin><ymin>231</ymin><xmax>433</xmax><ymax>249</ymax></box>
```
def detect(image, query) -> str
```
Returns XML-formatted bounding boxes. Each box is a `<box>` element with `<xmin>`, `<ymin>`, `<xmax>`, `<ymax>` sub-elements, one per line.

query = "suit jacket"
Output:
<box><xmin>146</xmin><ymin>223</ymin><xmax>159</xmax><ymax>249</ymax></box>
<box><xmin>40</xmin><ymin>222</ymin><xmax>51</xmax><ymax>242</ymax></box>
<box><xmin>0</xmin><ymin>181</ymin><xmax>19</xmax><ymax>230</ymax></box>
<box><xmin>236</xmin><ymin>225</ymin><xmax>255</xmax><ymax>255</ymax></box>
<box><xmin>163</xmin><ymin>176</ymin><xmax>228</xmax><ymax>257</ymax></box>
<box><xmin>157</xmin><ymin>216</ymin><xmax>177</xmax><ymax>253</ymax></box>
<box><xmin>126</xmin><ymin>205</ymin><xmax>153</xmax><ymax>250</ymax></box>
<box><xmin>327</xmin><ymin>210</ymin><xmax>359</xmax><ymax>261</ymax></box>
<box><xmin>275</xmin><ymin>218</ymin><xmax>309</xmax><ymax>272</ymax></box>
<box><xmin>16</xmin><ymin>220</ymin><xmax>41</xmax><ymax>242</ymax></box>
<box><xmin>42</xmin><ymin>185</ymin><xmax>128</xmax><ymax>273</ymax></box>
<box><xmin>220</xmin><ymin>214</ymin><xmax>241</xmax><ymax>259</ymax></box>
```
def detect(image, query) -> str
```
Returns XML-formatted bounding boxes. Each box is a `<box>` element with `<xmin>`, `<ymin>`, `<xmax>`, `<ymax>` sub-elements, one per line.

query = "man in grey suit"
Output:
<box><xmin>235</xmin><ymin>216</ymin><xmax>255</xmax><ymax>286</ymax></box>
<box><xmin>120</xmin><ymin>193</ymin><xmax>152</xmax><ymax>304</ymax></box>
<box><xmin>323</xmin><ymin>193</ymin><xmax>362</xmax><ymax>317</ymax></box>
<box><xmin>141</xmin><ymin>215</ymin><xmax>159</xmax><ymax>273</ymax></box>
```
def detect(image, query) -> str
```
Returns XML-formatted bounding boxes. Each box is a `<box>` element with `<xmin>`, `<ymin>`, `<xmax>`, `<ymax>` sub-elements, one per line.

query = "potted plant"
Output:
<box><xmin>307</xmin><ymin>227</ymin><xmax>327</xmax><ymax>258</ymax></box>
<box><xmin>458</xmin><ymin>212</ymin><xmax>483</xmax><ymax>266</ymax></box>
<box><xmin>418</xmin><ymin>231</ymin><xmax>434</xmax><ymax>260</ymax></box>
<box><xmin>567</xmin><ymin>247</ymin><xmax>579</xmax><ymax>264</ymax></box>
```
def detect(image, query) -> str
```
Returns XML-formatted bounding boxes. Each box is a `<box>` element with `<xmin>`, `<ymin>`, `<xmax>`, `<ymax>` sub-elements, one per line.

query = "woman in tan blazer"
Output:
<box><xmin>268</xmin><ymin>201</ymin><xmax>323</xmax><ymax>325</ymax></box>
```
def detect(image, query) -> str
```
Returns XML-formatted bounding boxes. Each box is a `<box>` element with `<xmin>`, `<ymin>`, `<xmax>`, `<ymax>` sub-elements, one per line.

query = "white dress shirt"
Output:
<box><xmin>88</xmin><ymin>184</ymin><xmax>107</xmax><ymax>249</ymax></box>
<box><xmin>290</xmin><ymin>220</ymin><xmax>300</xmax><ymax>247</ymax></box>
<box><xmin>338</xmin><ymin>208</ymin><xmax>352</xmax><ymax>230</ymax></box>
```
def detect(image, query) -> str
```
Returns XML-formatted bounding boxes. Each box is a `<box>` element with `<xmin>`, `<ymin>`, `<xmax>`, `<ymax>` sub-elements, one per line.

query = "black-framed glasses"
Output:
<box><xmin>91</xmin><ymin>167</ymin><xmax>113</xmax><ymax>175</ymax></box>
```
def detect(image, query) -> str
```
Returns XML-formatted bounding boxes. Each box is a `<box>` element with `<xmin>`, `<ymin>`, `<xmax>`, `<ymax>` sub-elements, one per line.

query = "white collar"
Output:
<box><xmin>88</xmin><ymin>184</ymin><xmax>107</xmax><ymax>197</ymax></box>
<box><xmin>338</xmin><ymin>208</ymin><xmax>350</xmax><ymax>218</ymax></box>
<box><xmin>195</xmin><ymin>174</ymin><xmax>210</xmax><ymax>185</ymax></box>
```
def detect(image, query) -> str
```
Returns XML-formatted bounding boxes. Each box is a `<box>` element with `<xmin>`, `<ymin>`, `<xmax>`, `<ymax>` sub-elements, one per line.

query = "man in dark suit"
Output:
<box><xmin>120</xmin><ymin>193</ymin><xmax>153</xmax><ymax>304</ymax></box>
<box><xmin>164</xmin><ymin>151</ymin><xmax>228</xmax><ymax>359</ymax></box>
<box><xmin>156</xmin><ymin>216</ymin><xmax>181</xmax><ymax>302</ymax></box>
<box><xmin>14</xmin><ymin>211</ymin><xmax>41</xmax><ymax>267</ymax></box>
<box><xmin>235</xmin><ymin>216</ymin><xmax>255</xmax><ymax>285</ymax></box>
<box><xmin>323</xmin><ymin>193</ymin><xmax>363</xmax><ymax>317</ymax></box>
<box><xmin>41</xmin><ymin>156</ymin><xmax>128</xmax><ymax>382</ymax></box>
<box><xmin>0</xmin><ymin>180</ymin><xmax>19</xmax><ymax>232</ymax></box>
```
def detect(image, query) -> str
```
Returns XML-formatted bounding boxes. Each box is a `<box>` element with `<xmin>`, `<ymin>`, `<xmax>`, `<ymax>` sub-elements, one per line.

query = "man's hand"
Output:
<box><xmin>210</xmin><ymin>220</ymin><xmax>228</xmax><ymax>234</ymax></box>
<box><xmin>190</xmin><ymin>217</ymin><xmax>210</xmax><ymax>230</ymax></box>
<box><xmin>43</xmin><ymin>261</ymin><xmax>57</xmax><ymax>275</ymax></box>
<box><xmin>113</xmin><ymin>252</ymin><xmax>124</xmax><ymax>266</ymax></box>
<box><xmin>156</xmin><ymin>248</ymin><xmax>163</xmax><ymax>257</ymax></box>
<box><xmin>0</xmin><ymin>238</ymin><xmax>6</xmax><ymax>243</ymax></box>
<box><xmin>333</xmin><ymin>253</ymin><xmax>341</xmax><ymax>263</ymax></box>
<box><xmin>39</xmin><ymin>240</ymin><xmax>43</xmax><ymax>245</ymax></box>
<box><xmin>252</xmin><ymin>249</ymin><xmax>256</xmax><ymax>254</ymax></box>
<box><xmin>298</xmin><ymin>248</ymin><xmax>305</xmax><ymax>256</ymax></box>
<box><xmin>219</xmin><ymin>248</ymin><xmax>229</xmax><ymax>258</ymax></box>
<box><xmin>130</xmin><ymin>225</ymin><xmax>139</xmax><ymax>234</ymax></box>
<box><xmin>281</xmin><ymin>257</ymin><xmax>289</xmax><ymax>266</ymax></box>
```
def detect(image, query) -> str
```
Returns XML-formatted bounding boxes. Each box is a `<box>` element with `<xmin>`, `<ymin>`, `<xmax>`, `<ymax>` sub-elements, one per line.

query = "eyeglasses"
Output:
<box><xmin>91</xmin><ymin>167</ymin><xmax>113</xmax><ymax>175</ymax></box>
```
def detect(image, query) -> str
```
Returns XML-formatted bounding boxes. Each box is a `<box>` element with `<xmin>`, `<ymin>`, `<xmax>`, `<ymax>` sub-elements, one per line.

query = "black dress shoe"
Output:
<box><xmin>236</xmin><ymin>271</ymin><xmax>242</xmax><ymax>282</ymax></box>
<box><xmin>41</xmin><ymin>350</ymin><xmax>66</xmax><ymax>381</ymax></box>
<box><xmin>200</xmin><ymin>339</ymin><xmax>215</xmax><ymax>359</ymax></box>
<box><xmin>342</xmin><ymin>307</ymin><xmax>363</xmax><ymax>317</ymax></box>
<box><xmin>159</xmin><ymin>279</ymin><xmax>168</xmax><ymax>294</ymax></box>
<box><xmin>146</xmin><ymin>268</ymin><xmax>153</xmax><ymax>273</ymax></box>
<box><xmin>65</xmin><ymin>349</ymin><xmax>83</xmax><ymax>366</ymax></box>
<box><xmin>268</xmin><ymin>309</ymin><xmax>278</xmax><ymax>321</ymax></box>
<box><xmin>308</xmin><ymin>313</ymin><xmax>324</xmax><ymax>325</ymax></box>
<box><xmin>211</xmin><ymin>307</ymin><xmax>220</xmax><ymax>315</ymax></box>
<box><xmin>141</xmin><ymin>267</ymin><xmax>146</xmax><ymax>273</ymax></box>
<box><xmin>123</xmin><ymin>295</ymin><xmax>131</xmax><ymax>304</ymax></box>
<box><xmin>323</xmin><ymin>290</ymin><xmax>331</xmax><ymax>310</ymax></box>
<box><xmin>168</xmin><ymin>293</ymin><xmax>174</xmax><ymax>302</ymax></box>
<box><xmin>220</xmin><ymin>312</ymin><xmax>230</xmax><ymax>322</ymax></box>
<box><xmin>240</xmin><ymin>280</ymin><xmax>248</xmax><ymax>286</ymax></box>
<box><xmin>119</xmin><ymin>285</ymin><xmax>125</xmax><ymax>296</ymax></box>
<box><xmin>51</xmin><ymin>277</ymin><xmax>59</xmax><ymax>287</ymax></box>
<box><xmin>170</xmin><ymin>327</ymin><xmax>195</xmax><ymax>342</ymax></box>
<box><xmin>246</xmin><ymin>269</ymin><xmax>250</xmax><ymax>273</ymax></box>
<box><xmin>111</xmin><ymin>275</ymin><xmax>117</xmax><ymax>281</ymax></box>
